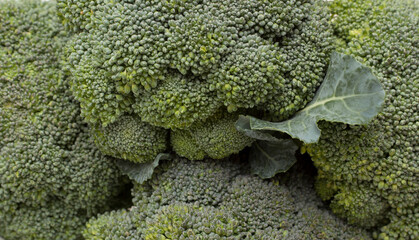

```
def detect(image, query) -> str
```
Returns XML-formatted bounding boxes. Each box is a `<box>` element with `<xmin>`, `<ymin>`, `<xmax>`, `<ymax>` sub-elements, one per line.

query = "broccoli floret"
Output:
<box><xmin>0</xmin><ymin>1</ymin><xmax>125</xmax><ymax>239</ymax></box>
<box><xmin>68</xmin><ymin>63</ymin><xmax>134</xmax><ymax>126</ymax></box>
<box><xmin>329</xmin><ymin>182</ymin><xmax>390</xmax><ymax>228</ymax></box>
<box><xmin>379</xmin><ymin>206</ymin><xmax>419</xmax><ymax>240</ymax></box>
<box><xmin>84</xmin><ymin>157</ymin><xmax>372</xmax><ymax>239</ymax></box>
<box><xmin>133</xmin><ymin>71</ymin><xmax>221</xmax><ymax>129</ymax></box>
<box><xmin>170</xmin><ymin>130</ymin><xmax>207</xmax><ymax>161</ymax></box>
<box><xmin>305</xmin><ymin>0</ymin><xmax>418</xmax><ymax>238</ymax></box>
<box><xmin>143</xmin><ymin>203</ymin><xmax>240</xmax><ymax>239</ymax></box>
<box><xmin>92</xmin><ymin>115</ymin><xmax>169</xmax><ymax>163</ymax></box>
<box><xmin>171</xmin><ymin>112</ymin><xmax>255</xmax><ymax>160</ymax></box>
<box><xmin>60</xmin><ymin>0</ymin><xmax>334</xmax><ymax>129</ymax></box>
<box><xmin>1</xmin><ymin>201</ymin><xmax>87</xmax><ymax>240</ymax></box>
<box><xmin>83</xmin><ymin>209</ymin><xmax>139</xmax><ymax>240</ymax></box>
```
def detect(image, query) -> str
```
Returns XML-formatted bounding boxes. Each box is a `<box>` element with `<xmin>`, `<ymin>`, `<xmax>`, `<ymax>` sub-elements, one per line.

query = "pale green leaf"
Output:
<box><xmin>249</xmin><ymin>140</ymin><xmax>298</xmax><ymax>179</ymax></box>
<box><xmin>116</xmin><ymin>153</ymin><xmax>173</xmax><ymax>184</ymax></box>
<box><xmin>235</xmin><ymin>116</ymin><xmax>281</xmax><ymax>142</ymax></box>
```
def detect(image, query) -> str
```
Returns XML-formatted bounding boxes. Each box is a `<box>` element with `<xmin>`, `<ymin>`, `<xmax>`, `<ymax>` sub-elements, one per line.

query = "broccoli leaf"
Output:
<box><xmin>116</xmin><ymin>153</ymin><xmax>173</xmax><ymax>184</ymax></box>
<box><xmin>236</xmin><ymin>117</ymin><xmax>299</xmax><ymax>178</ymax></box>
<box><xmin>235</xmin><ymin>116</ymin><xmax>282</xmax><ymax>142</ymax></box>
<box><xmin>249</xmin><ymin>140</ymin><xmax>298</xmax><ymax>179</ymax></box>
<box><xmin>237</xmin><ymin>52</ymin><xmax>385</xmax><ymax>144</ymax></box>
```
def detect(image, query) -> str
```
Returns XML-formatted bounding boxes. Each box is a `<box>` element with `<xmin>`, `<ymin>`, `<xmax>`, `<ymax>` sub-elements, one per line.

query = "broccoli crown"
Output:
<box><xmin>60</xmin><ymin>0</ymin><xmax>334</xmax><ymax>129</ymax></box>
<box><xmin>0</xmin><ymin>1</ymin><xmax>125</xmax><ymax>239</ymax></box>
<box><xmin>92</xmin><ymin>115</ymin><xmax>169</xmax><ymax>163</ymax></box>
<box><xmin>305</xmin><ymin>0</ymin><xmax>418</xmax><ymax>239</ymax></box>
<box><xmin>171</xmin><ymin>112</ymin><xmax>255</xmax><ymax>160</ymax></box>
<box><xmin>84</xmin><ymin>157</ymin><xmax>372</xmax><ymax>240</ymax></box>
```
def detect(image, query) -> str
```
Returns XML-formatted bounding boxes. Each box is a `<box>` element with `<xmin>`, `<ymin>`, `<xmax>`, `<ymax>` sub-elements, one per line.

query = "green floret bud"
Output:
<box><xmin>171</xmin><ymin>112</ymin><xmax>255</xmax><ymax>160</ymax></box>
<box><xmin>92</xmin><ymin>115</ymin><xmax>169</xmax><ymax>163</ymax></box>
<box><xmin>378</xmin><ymin>206</ymin><xmax>419</xmax><ymax>240</ymax></box>
<box><xmin>57</xmin><ymin>0</ymin><xmax>104</xmax><ymax>32</ymax></box>
<box><xmin>211</xmin><ymin>35</ymin><xmax>287</xmax><ymax>111</ymax></box>
<box><xmin>133</xmin><ymin>71</ymin><xmax>220</xmax><ymax>129</ymax></box>
<box><xmin>170</xmin><ymin>130</ymin><xmax>207</xmax><ymax>161</ymax></box>
<box><xmin>314</xmin><ymin>177</ymin><xmax>338</xmax><ymax>201</ymax></box>
<box><xmin>144</xmin><ymin>204</ymin><xmax>239</xmax><ymax>239</ymax></box>
<box><xmin>329</xmin><ymin>183</ymin><xmax>390</xmax><ymax>228</ymax></box>
<box><xmin>83</xmin><ymin>209</ymin><xmax>139</xmax><ymax>240</ymax></box>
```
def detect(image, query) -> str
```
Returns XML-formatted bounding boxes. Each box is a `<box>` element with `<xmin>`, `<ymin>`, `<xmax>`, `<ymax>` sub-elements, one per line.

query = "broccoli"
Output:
<box><xmin>305</xmin><ymin>0</ymin><xmax>419</xmax><ymax>239</ymax></box>
<box><xmin>0</xmin><ymin>1</ymin><xmax>126</xmax><ymax>239</ymax></box>
<box><xmin>84</xmin><ymin>157</ymin><xmax>372</xmax><ymax>240</ymax></box>
<box><xmin>92</xmin><ymin>115</ymin><xmax>169</xmax><ymax>163</ymax></box>
<box><xmin>171</xmin><ymin>112</ymin><xmax>255</xmax><ymax>160</ymax></box>
<box><xmin>3</xmin><ymin>0</ymin><xmax>414</xmax><ymax>239</ymax></box>
<box><xmin>58</xmin><ymin>0</ymin><xmax>335</xmax><ymax>160</ymax></box>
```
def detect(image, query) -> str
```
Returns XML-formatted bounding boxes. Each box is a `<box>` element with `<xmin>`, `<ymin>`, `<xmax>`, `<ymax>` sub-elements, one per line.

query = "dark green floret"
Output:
<box><xmin>84</xmin><ymin>157</ymin><xmax>372</xmax><ymax>240</ymax></box>
<box><xmin>92</xmin><ymin>115</ymin><xmax>169</xmax><ymax>163</ymax></box>
<box><xmin>0</xmin><ymin>1</ymin><xmax>125</xmax><ymax>239</ymax></box>
<box><xmin>306</xmin><ymin>0</ymin><xmax>418</xmax><ymax>239</ymax></box>
<box><xmin>171</xmin><ymin>112</ymin><xmax>255</xmax><ymax>160</ymax></box>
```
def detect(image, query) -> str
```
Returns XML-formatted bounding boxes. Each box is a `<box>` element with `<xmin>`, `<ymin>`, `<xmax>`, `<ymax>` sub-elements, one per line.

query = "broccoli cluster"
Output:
<box><xmin>3</xmin><ymin>0</ymin><xmax>416</xmax><ymax>239</ymax></box>
<box><xmin>58</xmin><ymin>0</ymin><xmax>334</xmax><ymax>161</ymax></box>
<box><xmin>306</xmin><ymin>0</ymin><xmax>418</xmax><ymax>239</ymax></box>
<box><xmin>84</xmin><ymin>157</ymin><xmax>372</xmax><ymax>240</ymax></box>
<box><xmin>0</xmin><ymin>1</ymin><xmax>126</xmax><ymax>239</ymax></box>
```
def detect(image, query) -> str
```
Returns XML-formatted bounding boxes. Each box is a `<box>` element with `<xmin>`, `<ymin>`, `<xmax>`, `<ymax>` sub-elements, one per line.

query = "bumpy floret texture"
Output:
<box><xmin>92</xmin><ymin>115</ymin><xmax>168</xmax><ymax>163</ymax></box>
<box><xmin>379</xmin><ymin>206</ymin><xmax>419</xmax><ymax>240</ymax></box>
<box><xmin>306</xmin><ymin>0</ymin><xmax>418</xmax><ymax>238</ymax></box>
<box><xmin>2</xmin><ymin>201</ymin><xmax>86</xmax><ymax>240</ymax></box>
<box><xmin>0</xmin><ymin>1</ymin><xmax>125</xmax><ymax>239</ymax></box>
<box><xmin>329</xmin><ymin>183</ymin><xmax>389</xmax><ymax>228</ymax></box>
<box><xmin>133</xmin><ymin>71</ymin><xmax>220</xmax><ymax>129</ymax></box>
<box><xmin>143</xmin><ymin>204</ymin><xmax>240</xmax><ymax>239</ymax></box>
<box><xmin>60</xmin><ymin>0</ymin><xmax>334</xmax><ymax>129</ymax></box>
<box><xmin>57</xmin><ymin>0</ymin><xmax>104</xmax><ymax>32</ymax></box>
<box><xmin>83</xmin><ymin>209</ymin><xmax>138</xmax><ymax>240</ymax></box>
<box><xmin>171</xmin><ymin>112</ymin><xmax>255</xmax><ymax>160</ymax></box>
<box><xmin>84</xmin><ymin>157</ymin><xmax>372</xmax><ymax>239</ymax></box>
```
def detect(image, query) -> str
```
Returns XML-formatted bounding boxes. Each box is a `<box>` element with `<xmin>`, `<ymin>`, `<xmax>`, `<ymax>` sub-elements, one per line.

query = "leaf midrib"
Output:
<box><xmin>300</xmin><ymin>92</ymin><xmax>381</xmax><ymax>114</ymax></box>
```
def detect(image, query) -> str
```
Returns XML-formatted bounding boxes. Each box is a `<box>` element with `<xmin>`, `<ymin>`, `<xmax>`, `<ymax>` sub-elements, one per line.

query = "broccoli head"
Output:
<box><xmin>0</xmin><ymin>1</ymin><xmax>126</xmax><ymax>239</ymax></box>
<box><xmin>305</xmin><ymin>0</ymin><xmax>418</xmax><ymax>239</ymax></box>
<box><xmin>58</xmin><ymin>0</ymin><xmax>335</xmax><ymax>161</ymax></box>
<box><xmin>84</xmin><ymin>157</ymin><xmax>372</xmax><ymax>240</ymax></box>
<box><xmin>62</xmin><ymin>0</ymin><xmax>334</xmax><ymax>127</ymax></box>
